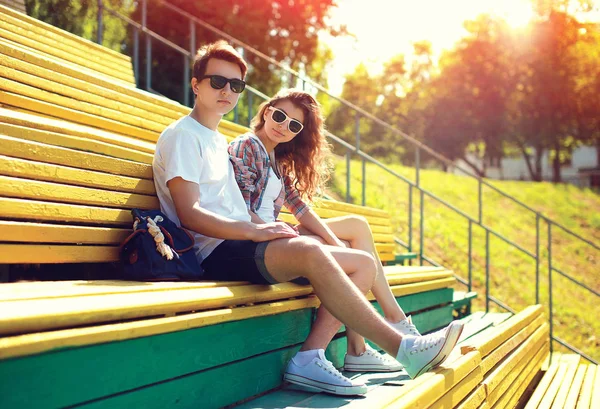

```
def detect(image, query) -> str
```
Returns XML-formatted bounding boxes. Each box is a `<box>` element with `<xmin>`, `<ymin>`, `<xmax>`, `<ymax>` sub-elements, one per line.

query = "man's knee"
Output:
<box><xmin>348</xmin><ymin>215</ymin><xmax>372</xmax><ymax>235</ymax></box>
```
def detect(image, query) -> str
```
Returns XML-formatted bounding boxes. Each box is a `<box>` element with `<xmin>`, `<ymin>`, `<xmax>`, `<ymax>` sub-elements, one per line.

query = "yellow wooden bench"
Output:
<box><xmin>0</xmin><ymin>10</ymin><xmax>466</xmax><ymax>408</ymax></box>
<box><xmin>0</xmin><ymin>4</ymin><xmax>135</xmax><ymax>85</ymax></box>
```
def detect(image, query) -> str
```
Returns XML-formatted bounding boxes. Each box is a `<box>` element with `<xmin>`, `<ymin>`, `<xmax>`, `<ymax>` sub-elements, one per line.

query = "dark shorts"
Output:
<box><xmin>201</xmin><ymin>239</ymin><xmax>309</xmax><ymax>285</ymax></box>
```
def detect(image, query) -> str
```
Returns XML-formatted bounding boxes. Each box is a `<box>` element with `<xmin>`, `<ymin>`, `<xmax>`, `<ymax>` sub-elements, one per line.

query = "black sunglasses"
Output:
<box><xmin>199</xmin><ymin>75</ymin><xmax>246</xmax><ymax>93</ymax></box>
<box><xmin>269</xmin><ymin>107</ymin><xmax>304</xmax><ymax>134</ymax></box>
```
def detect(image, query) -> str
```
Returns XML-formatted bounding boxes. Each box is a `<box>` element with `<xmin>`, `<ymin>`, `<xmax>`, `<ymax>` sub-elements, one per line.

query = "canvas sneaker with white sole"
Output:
<box><xmin>284</xmin><ymin>349</ymin><xmax>367</xmax><ymax>396</ymax></box>
<box><xmin>344</xmin><ymin>344</ymin><xmax>403</xmax><ymax>372</ymax></box>
<box><xmin>397</xmin><ymin>320</ymin><xmax>464</xmax><ymax>379</ymax></box>
<box><xmin>391</xmin><ymin>315</ymin><xmax>421</xmax><ymax>337</ymax></box>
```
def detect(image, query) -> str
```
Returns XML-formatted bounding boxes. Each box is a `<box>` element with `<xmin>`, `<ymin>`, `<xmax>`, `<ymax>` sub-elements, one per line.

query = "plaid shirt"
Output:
<box><xmin>228</xmin><ymin>133</ymin><xmax>309</xmax><ymax>221</ymax></box>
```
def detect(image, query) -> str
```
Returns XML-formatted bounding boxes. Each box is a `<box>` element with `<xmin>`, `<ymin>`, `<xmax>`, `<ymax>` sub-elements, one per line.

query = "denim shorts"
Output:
<box><xmin>200</xmin><ymin>239</ymin><xmax>310</xmax><ymax>285</ymax></box>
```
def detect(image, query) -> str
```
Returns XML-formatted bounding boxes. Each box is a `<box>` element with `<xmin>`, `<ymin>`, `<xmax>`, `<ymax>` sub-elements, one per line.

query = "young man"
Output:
<box><xmin>153</xmin><ymin>40</ymin><xmax>463</xmax><ymax>396</ymax></box>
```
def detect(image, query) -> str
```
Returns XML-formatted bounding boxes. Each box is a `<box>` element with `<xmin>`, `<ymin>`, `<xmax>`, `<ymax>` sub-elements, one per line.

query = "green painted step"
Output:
<box><xmin>452</xmin><ymin>291</ymin><xmax>478</xmax><ymax>310</ymax></box>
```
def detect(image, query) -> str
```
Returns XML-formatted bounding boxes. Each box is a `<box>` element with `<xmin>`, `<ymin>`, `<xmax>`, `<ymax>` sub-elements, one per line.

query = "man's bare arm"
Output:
<box><xmin>168</xmin><ymin>177</ymin><xmax>298</xmax><ymax>242</ymax></box>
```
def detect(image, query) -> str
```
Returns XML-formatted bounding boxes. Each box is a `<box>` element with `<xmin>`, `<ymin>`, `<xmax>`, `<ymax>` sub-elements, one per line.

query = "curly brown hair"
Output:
<box><xmin>251</xmin><ymin>89</ymin><xmax>331</xmax><ymax>201</ymax></box>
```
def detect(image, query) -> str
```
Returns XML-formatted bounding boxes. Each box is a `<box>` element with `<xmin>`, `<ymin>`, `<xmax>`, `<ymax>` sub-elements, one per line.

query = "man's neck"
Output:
<box><xmin>189</xmin><ymin>105</ymin><xmax>221</xmax><ymax>131</ymax></box>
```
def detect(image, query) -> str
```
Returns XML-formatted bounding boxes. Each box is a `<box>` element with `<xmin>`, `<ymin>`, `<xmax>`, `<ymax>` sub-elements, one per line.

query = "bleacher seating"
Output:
<box><xmin>0</xmin><ymin>5</ymin><xmax>583</xmax><ymax>409</ymax></box>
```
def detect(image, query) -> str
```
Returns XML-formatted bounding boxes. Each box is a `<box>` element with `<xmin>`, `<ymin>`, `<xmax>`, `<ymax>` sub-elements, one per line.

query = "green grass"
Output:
<box><xmin>329</xmin><ymin>159</ymin><xmax>600</xmax><ymax>362</ymax></box>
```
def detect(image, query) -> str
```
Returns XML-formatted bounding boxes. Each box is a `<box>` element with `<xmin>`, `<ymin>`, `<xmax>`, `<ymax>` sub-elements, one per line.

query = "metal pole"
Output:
<box><xmin>97</xmin><ymin>0</ymin><xmax>104</xmax><ymax>45</ymax></box>
<box><xmin>420</xmin><ymin>190</ymin><xmax>424</xmax><ymax>266</ymax></box>
<box><xmin>486</xmin><ymin>229</ymin><xmax>490</xmax><ymax>312</ymax></box>
<box><xmin>548</xmin><ymin>222</ymin><xmax>553</xmax><ymax>357</ymax></box>
<box><xmin>248</xmin><ymin>92</ymin><xmax>253</xmax><ymax>126</ymax></box>
<box><xmin>468</xmin><ymin>220</ymin><xmax>472</xmax><ymax>292</ymax></box>
<box><xmin>346</xmin><ymin>150</ymin><xmax>351</xmax><ymax>203</ymax></box>
<box><xmin>478</xmin><ymin>179</ymin><xmax>483</xmax><ymax>224</ymax></box>
<box><xmin>536</xmin><ymin>213</ymin><xmax>540</xmax><ymax>304</ymax></box>
<box><xmin>408</xmin><ymin>185</ymin><xmax>413</xmax><ymax>253</ymax></box>
<box><xmin>415</xmin><ymin>148</ymin><xmax>421</xmax><ymax>187</ymax></box>
<box><xmin>361</xmin><ymin>159</ymin><xmax>366</xmax><ymax>206</ymax></box>
<box><xmin>183</xmin><ymin>54</ymin><xmax>190</xmax><ymax>106</ymax></box>
<box><xmin>133</xmin><ymin>28</ymin><xmax>139</xmax><ymax>86</ymax></box>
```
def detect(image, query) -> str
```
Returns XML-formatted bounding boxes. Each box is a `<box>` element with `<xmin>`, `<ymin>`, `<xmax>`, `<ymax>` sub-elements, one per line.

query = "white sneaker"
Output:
<box><xmin>344</xmin><ymin>344</ymin><xmax>403</xmax><ymax>372</ymax></box>
<box><xmin>391</xmin><ymin>315</ymin><xmax>421</xmax><ymax>337</ymax></box>
<box><xmin>397</xmin><ymin>320</ymin><xmax>464</xmax><ymax>379</ymax></box>
<box><xmin>284</xmin><ymin>349</ymin><xmax>368</xmax><ymax>396</ymax></box>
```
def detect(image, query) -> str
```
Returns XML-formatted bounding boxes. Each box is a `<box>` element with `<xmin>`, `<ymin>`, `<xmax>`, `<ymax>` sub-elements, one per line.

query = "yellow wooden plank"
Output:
<box><xmin>0</xmin><ymin>107</ymin><xmax>156</xmax><ymax>155</ymax></box>
<box><xmin>0</xmin><ymin>134</ymin><xmax>153</xmax><ymax>179</ymax></box>
<box><xmin>0</xmin><ymin>71</ymin><xmax>165</xmax><ymax>134</ymax></box>
<box><xmin>0</xmin><ymin>297</ymin><xmax>320</xmax><ymax>360</ymax></box>
<box><xmin>563</xmin><ymin>364</ymin><xmax>590</xmax><ymax>409</ymax></box>
<box><xmin>0</xmin><ymin>282</ymin><xmax>315</xmax><ymax>336</ymax></box>
<box><xmin>377</xmin><ymin>243</ymin><xmax>395</xmax><ymax>252</ymax></box>
<box><xmin>386</xmin><ymin>271</ymin><xmax>453</xmax><ymax>287</ymax></box>
<box><xmin>383</xmin><ymin>265</ymin><xmax>446</xmax><ymax>275</ymax></box>
<box><xmin>0</xmin><ymin>279</ymin><xmax>248</xmax><ymax>301</ymax></box>
<box><xmin>381</xmin><ymin>277</ymin><xmax>456</xmax><ymax>299</ymax></box>
<box><xmin>491</xmin><ymin>341</ymin><xmax>549</xmax><ymax>409</ymax></box>
<box><xmin>0</xmin><ymin>10</ymin><xmax>133</xmax><ymax>73</ymax></box>
<box><xmin>0</xmin><ymin>56</ymin><xmax>173</xmax><ymax>128</ymax></box>
<box><xmin>316</xmin><ymin>199</ymin><xmax>390</xmax><ymax>218</ymax></box>
<box><xmin>0</xmin><ymin>243</ymin><xmax>118</xmax><ymax>263</ymax></box>
<box><xmin>480</xmin><ymin>314</ymin><xmax>546</xmax><ymax>374</ymax></box>
<box><xmin>0</xmin><ymin>197</ymin><xmax>131</xmax><ymax>226</ymax></box>
<box><xmin>483</xmin><ymin>323</ymin><xmax>549</xmax><ymax>405</ymax></box>
<box><xmin>373</xmin><ymin>233</ymin><xmax>394</xmax><ymax>243</ymax></box>
<box><xmin>0</xmin><ymin>122</ymin><xmax>153</xmax><ymax>164</ymax></box>
<box><xmin>0</xmin><ymin>155</ymin><xmax>156</xmax><ymax>195</ymax></box>
<box><xmin>591</xmin><ymin>365</ymin><xmax>600</xmax><ymax>409</ymax></box>
<box><xmin>0</xmin><ymin>41</ymin><xmax>182</xmax><ymax>120</ymax></box>
<box><xmin>427</xmin><ymin>366</ymin><xmax>483</xmax><ymax>409</ymax></box>
<box><xmin>524</xmin><ymin>360</ymin><xmax>562</xmax><ymax>409</ymax></box>
<box><xmin>0</xmin><ymin>221</ymin><xmax>130</xmax><ymax>246</ymax></box>
<box><xmin>461</xmin><ymin>304</ymin><xmax>543</xmax><ymax>357</ymax></box>
<box><xmin>575</xmin><ymin>364</ymin><xmax>595</xmax><ymax>409</ymax></box>
<box><xmin>0</xmin><ymin>89</ymin><xmax>158</xmax><ymax>142</ymax></box>
<box><xmin>0</xmin><ymin>4</ymin><xmax>131</xmax><ymax>63</ymax></box>
<box><xmin>385</xmin><ymin>351</ymin><xmax>482</xmax><ymax>408</ymax></box>
<box><xmin>0</xmin><ymin>23</ymin><xmax>133</xmax><ymax>83</ymax></box>
<box><xmin>313</xmin><ymin>207</ymin><xmax>391</xmax><ymax>225</ymax></box>
<box><xmin>455</xmin><ymin>385</ymin><xmax>487</xmax><ymax>409</ymax></box>
<box><xmin>0</xmin><ymin>175</ymin><xmax>158</xmax><ymax>209</ymax></box>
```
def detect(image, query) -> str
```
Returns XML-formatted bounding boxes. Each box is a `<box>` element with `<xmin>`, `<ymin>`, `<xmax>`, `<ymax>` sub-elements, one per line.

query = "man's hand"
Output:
<box><xmin>249</xmin><ymin>221</ymin><xmax>299</xmax><ymax>242</ymax></box>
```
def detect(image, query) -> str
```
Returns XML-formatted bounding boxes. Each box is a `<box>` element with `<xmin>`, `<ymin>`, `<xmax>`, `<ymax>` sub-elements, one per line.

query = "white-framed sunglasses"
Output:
<box><xmin>268</xmin><ymin>106</ymin><xmax>304</xmax><ymax>134</ymax></box>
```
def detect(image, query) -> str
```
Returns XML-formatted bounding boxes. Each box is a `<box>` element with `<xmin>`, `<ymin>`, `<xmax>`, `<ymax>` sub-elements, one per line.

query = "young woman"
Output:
<box><xmin>228</xmin><ymin>89</ymin><xmax>423</xmax><ymax>388</ymax></box>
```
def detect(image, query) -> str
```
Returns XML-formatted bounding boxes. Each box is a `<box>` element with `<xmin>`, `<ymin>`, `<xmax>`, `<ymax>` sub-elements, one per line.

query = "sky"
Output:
<box><xmin>320</xmin><ymin>0</ymin><xmax>599</xmax><ymax>95</ymax></box>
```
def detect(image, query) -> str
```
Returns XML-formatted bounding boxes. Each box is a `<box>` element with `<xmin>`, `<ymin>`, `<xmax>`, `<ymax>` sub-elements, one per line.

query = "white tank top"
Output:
<box><xmin>256</xmin><ymin>166</ymin><xmax>283</xmax><ymax>223</ymax></box>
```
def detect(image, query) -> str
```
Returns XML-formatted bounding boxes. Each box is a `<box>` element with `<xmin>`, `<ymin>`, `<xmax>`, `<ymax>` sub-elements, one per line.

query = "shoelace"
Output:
<box><xmin>411</xmin><ymin>330</ymin><xmax>444</xmax><ymax>354</ymax></box>
<box><xmin>364</xmin><ymin>347</ymin><xmax>395</xmax><ymax>363</ymax></box>
<box><xmin>316</xmin><ymin>360</ymin><xmax>346</xmax><ymax>380</ymax></box>
<box><xmin>404</xmin><ymin>321</ymin><xmax>421</xmax><ymax>337</ymax></box>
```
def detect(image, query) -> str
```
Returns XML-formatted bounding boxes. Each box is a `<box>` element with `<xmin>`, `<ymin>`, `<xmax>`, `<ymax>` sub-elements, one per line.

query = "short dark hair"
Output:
<box><xmin>193</xmin><ymin>40</ymin><xmax>248</xmax><ymax>80</ymax></box>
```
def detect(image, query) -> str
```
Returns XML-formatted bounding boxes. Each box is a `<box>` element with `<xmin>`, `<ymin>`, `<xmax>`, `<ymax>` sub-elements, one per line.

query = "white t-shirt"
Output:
<box><xmin>256</xmin><ymin>166</ymin><xmax>283</xmax><ymax>223</ymax></box>
<box><xmin>152</xmin><ymin>115</ymin><xmax>251</xmax><ymax>260</ymax></box>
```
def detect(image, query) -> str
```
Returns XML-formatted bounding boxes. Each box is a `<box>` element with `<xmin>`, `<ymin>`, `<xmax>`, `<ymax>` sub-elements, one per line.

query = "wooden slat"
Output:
<box><xmin>455</xmin><ymin>385</ymin><xmax>487</xmax><ymax>409</ymax></box>
<box><xmin>538</xmin><ymin>362</ymin><xmax>571</xmax><ymax>408</ymax></box>
<box><xmin>0</xmin><ymin>197</ymin><xmax>131</xmax><ymax>226</ymax></box>
<box><xmin>461</xmin><ymin>304</ymin><xmax>543</xmax><ymax>356</ymax></box>
<box><xmin>0</xmin><ymin>221</ymin><xmax>130</xmax><ymax>246</ymax></box>
<box><xmin>0</xmin><ymin>244</ymin><xmax>119</xmax><ymax>263</ymax></box>
<box><xmin>0</xmin><ymin>175</ymin><xmax>159</xmax><ymax>209</ymax></box>
<box><xmin>0</xmin><ymin>134</ymin><xmax>153</xmax><ymax>178</ymax></box>
<box><xmin>0</xmin><ymin>282</ymin><xmax>316</xmax><ymax>336</ymax></box>
<box><xmin>524</xmin><ymin>360</ymin><xmax>561</xmax><ymax>409</ymax></box>
<box><xmin>591</xmin><ymin>365</ymin><xmax>600</xmax><ymax>409</ymax></box>
<box><xmin>0</xmin><ymin>89</ymin><xmax>158</xmax><ymax>142</ymax></box>
<box><xmin>552</xmin><ymin>356</ymin><xmax>582</xmax><ymax>408</ymax></box>
<box><xmin>428</xmin><ymin>366</ymin><xmax>483</xmax><ymax>409</ymax></box>
<box><xmin>0</xmin><ymin>107</ymin><xmax>156</xmax><ymax>155</ymax></box>
<box><xmin>383</xmin><ymin>277</ymin><xmax>455</xmax><ymax>299</ymax></box>
<box><xmin>576</xmin><ymin>364</ymin><xmax>596</xmax><ymax>409</ymax></box>
<box><xmin>0</xmin><ymin>4</ymin><xmax>130</xmax><ymax>64</ymax></box>
<box><xmin>316</xmin><ymin>199</ymin><xmax>390</xmax><ymax>218</ymax></box>
<box><xmin>0</xmin><ymin>22</ymin><xmax>133</xmax><ymax>83</ymax></box>
<box><xmin>0</xmin><ymin>155</ymin><xmax>156</xmax><ymax>194</ymax></box>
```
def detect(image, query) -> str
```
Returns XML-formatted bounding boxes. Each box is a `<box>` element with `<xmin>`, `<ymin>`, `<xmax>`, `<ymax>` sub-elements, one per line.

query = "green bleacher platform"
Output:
<box><xmin>1</xmin><ymin>5</ymin><xmax>595</xmax><ymax>409</ymax></box>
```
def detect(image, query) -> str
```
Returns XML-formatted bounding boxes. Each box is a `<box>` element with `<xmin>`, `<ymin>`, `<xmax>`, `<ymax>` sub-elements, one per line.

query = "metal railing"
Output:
<box><xmin>96</xmin><ymin>0</ymin><xmax>599</xmax><ymax>364</ymax></box>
